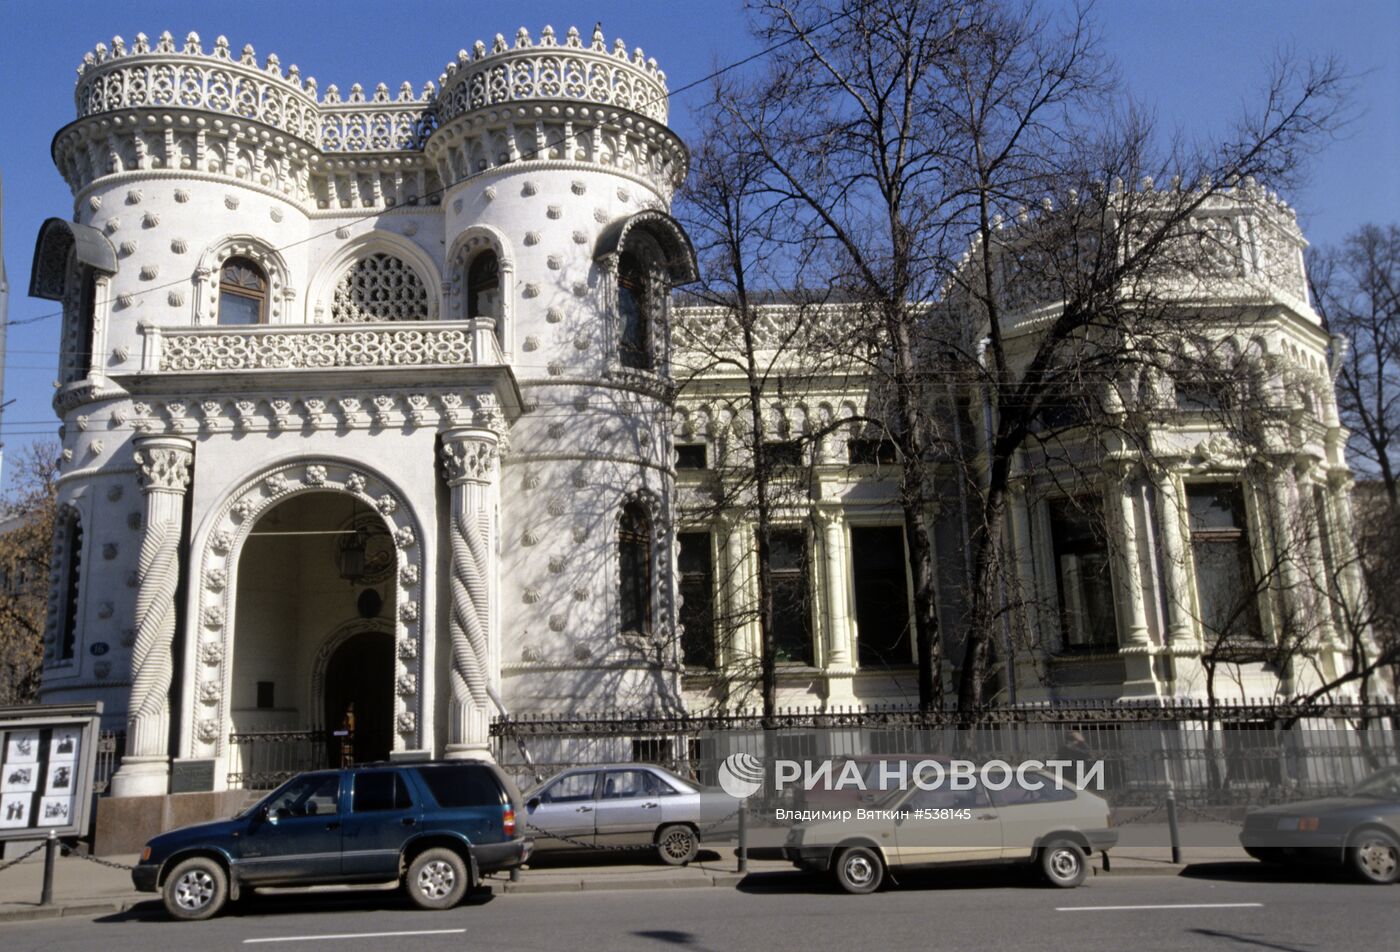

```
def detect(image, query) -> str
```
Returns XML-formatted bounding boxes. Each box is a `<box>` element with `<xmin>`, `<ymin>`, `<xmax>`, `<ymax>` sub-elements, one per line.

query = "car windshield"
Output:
<box><xmin>1350</xmin><ymin>768</ymin><xmax>1400</xmax><ymax>800</ymax></box>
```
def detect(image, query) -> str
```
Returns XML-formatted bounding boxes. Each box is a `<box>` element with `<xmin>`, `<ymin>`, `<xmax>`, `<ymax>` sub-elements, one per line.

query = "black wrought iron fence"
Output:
<box><xmin>93</xmin><ymin>730</ymin><xmax>123</xmax><ymax>794</ymax></box>
<box><xmin>227</xmin><ymin>730</ymin><xmax>329</xmax><ymax>789</ymax></box>
<box><xmin>490</xmin><ymin>700</ymin><xmax>1400</xmax><ymax>807</ymax></box>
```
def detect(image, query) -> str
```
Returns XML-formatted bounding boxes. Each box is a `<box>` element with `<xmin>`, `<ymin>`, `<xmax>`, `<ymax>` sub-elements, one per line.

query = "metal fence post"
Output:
<box><xmin>1165</xmin><ymin>789</ymin><xmax>1182</xmax><ymax>865</ymax></box>
<box><xmin>40</xmin><ymin>831</ymin><xmax>57</xmax><ymax>906</ymax></box>
<box><xmin>737</xmin><ymin>802</ymin><xmax>748</xmax><ymax>875</ymax></box>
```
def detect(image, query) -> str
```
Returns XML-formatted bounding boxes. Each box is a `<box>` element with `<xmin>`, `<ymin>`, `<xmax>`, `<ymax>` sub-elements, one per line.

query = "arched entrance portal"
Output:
<box><xmin>324</xmin><ymin>630</ymin><xmax>394</xmax><ymax>766</ymax></box>
<box><xmin>227</xmin><ymin>490</ymin><xmax>396</xmax><ymax>777</ymax></box>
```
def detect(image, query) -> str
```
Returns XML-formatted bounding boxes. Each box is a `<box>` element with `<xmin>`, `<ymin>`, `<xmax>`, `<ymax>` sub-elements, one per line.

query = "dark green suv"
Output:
<box><xmin>133</xmin><ymin>761</ymin><xmax>532</xmax><ymax>919</ymax></box>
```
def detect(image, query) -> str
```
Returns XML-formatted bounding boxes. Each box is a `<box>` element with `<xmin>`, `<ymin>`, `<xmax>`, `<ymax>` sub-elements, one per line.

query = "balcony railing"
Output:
<box><xmin>140</xmin><ymin>320</ymin><xmax>503</xmax><ymax>373</ymax></box>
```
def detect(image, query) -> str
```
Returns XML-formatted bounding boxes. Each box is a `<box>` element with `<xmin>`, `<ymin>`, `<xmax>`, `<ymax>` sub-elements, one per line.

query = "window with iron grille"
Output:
<box><xmin>619</xmin><ymin>503</ymin><xmax>653</xmax><ymax>635</ymax></box>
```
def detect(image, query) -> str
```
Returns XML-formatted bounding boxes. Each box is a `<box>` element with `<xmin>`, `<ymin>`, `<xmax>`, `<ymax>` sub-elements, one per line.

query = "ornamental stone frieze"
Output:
<box><xmin>58</xmin><ymin>25</ymin><xmax>685</xmax><ymax>207</ymax></box>
<box><xmin>68</xmin><ymin>388</ymin><xmax>513</xmax><ymax>439</ymax></box>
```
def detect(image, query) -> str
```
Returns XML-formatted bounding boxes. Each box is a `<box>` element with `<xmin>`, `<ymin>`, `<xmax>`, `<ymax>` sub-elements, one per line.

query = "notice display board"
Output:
<box><xmin>0</xmin><ymin>703</ymin><xmax>102</xmax><ymax>841</ymax></box>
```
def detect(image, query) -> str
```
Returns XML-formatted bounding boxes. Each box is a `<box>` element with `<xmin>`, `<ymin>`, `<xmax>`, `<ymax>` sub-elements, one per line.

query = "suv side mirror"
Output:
<box><xmin>526</xmin><ymin>796</ymin><xmax>541</xmax><ymax>810</ymax></box>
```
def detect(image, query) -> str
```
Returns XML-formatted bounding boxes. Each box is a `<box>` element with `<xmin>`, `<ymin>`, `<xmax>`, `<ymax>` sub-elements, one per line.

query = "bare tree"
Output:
<box><xmin>0</xmin><ymin>442</ymin><xmax>60</xmax><ymax>705</ymax></box>
<box><xmin>1310</xmin><ymin>224</ymin><xmax>1400</xmax><ymax>505</ymax></box>
<box><xmin>674</xmin><ymin>104</ymin><xmax>852</xmax><ymax>720</ymax></box>
<box><xmin>700</xmin><ymin>0</ymin><xmax>1348</xmax><ymax>716</ymax></box>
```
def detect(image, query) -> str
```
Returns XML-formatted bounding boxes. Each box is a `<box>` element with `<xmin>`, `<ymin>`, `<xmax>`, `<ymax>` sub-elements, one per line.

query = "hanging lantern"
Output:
<box><xmin>338</xmin><ymin>525</ymin><xmax>369</xmax><ymax>583</ymax></box>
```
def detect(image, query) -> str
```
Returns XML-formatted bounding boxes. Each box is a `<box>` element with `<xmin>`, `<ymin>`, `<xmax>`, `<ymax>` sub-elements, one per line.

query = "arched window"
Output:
<box><xmin>218</xmin><ymin>256</ymin><xmax>268</xmax><ymax>325</ymax></box>
<box><xmin>467</xmin><ymin>251</ymin><xmax>500</xmax><ymax>320</ymax></box>
<box><xmin>618</xmin><ymin>252</ymin><xmax>651</xmax><ymax>370</ymax></box>
<box><xmin>619</xmin><ymin>503</ymin><xmax>653</xmax><ymax>635</ymax></box>
<box><xmin>331</xmin><ymin>253</ymin><xmax>430</xmax><ymax>323</ymax></box>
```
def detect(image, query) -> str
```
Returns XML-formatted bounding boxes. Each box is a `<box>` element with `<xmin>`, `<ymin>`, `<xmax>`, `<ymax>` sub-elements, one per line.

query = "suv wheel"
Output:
<box><xmin>657</xmin><ymin>824</ymin><xmax>698</xmax><ymax>866</ymax></box>
<box><xmin>834</xmin><ymin>846</ymin><xmax>883</xmax><ymax>894</ymax></box>
<box><xmin>162</xmin><ymin>856</ymin><xmax>228</xmax><ymax>921</ymax></box>
<box><xmin>1349</xmin><ymin>829</ymin><xmax>1400</xmax><ymax>884</ymax></box>
<box><xmin>406</xmin><ymin>848</ymin><xmax>470</xmax><ymax>910</ymax></box>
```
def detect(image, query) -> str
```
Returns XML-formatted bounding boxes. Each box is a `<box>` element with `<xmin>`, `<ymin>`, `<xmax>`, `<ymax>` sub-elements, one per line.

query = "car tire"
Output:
<box><xmin>833</xmin><ymin>846</ymin><xmax>884</xmax><ymax>894</ymax></box>
<box><xmin>406</xmin><ymin>848</ymin><xmax>471</xmax><ymax>910</ymax></box>
<box><xmin>1040</xmin><ymin>839</ymin><xmax>1088</xmax><ymax>888</ymax></box>
<box><xmin>1348</xmin><ymin>828</ymin><xmax>1400</xmax><ymax>885</ymax></box>
<box><xmin>161</xmin><ymin>856</ymin><xmax>229</xmax><ymax>921</ymax></box>
<box><xmin>657</xmin><ymin>824</ymin><xmax>698</xmax><ymax>866</ymax></box>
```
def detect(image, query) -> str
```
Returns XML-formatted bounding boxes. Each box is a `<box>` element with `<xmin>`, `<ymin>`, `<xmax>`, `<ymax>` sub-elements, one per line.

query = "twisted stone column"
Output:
<box><xmin>440</xmin><ymin>428</ymin><xmax>500</xmax><ymax>760</ymax></box>
<box><xmin>111</xmin><ymin>436</ymin><xmax>192</xmax><ymax>797</ymax></box>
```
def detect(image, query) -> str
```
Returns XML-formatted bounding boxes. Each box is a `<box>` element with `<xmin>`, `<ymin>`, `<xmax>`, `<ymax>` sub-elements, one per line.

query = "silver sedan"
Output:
<box><xmin>523</xmin><ymin>764</ymin><xmax>737</xmax><ymax>865</ymax></box>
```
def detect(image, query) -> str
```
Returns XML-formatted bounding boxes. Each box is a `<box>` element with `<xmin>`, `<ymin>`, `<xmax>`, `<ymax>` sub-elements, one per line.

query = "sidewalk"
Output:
<box><xmin>0</xmin><ymin>841</ymin><xmax>1257</xmax><ymax>924</ymax></box>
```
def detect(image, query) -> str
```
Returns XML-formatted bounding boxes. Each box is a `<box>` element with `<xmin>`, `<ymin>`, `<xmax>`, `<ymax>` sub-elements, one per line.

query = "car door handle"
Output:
<box><xmin>576</xmin><ymin>806</ymin><xmax>593</xmax><ymax>813</ymax></box>
<box><xmin>401</xmin><ymin>817</ymin><xmax>416</xmax><ymax>827</ymax></box>
<box><xmin>977</xmin><ymin>814</ymin><xmax>996</xmax><ymax>821</ymax></box>
<box><xmin>641</xmin><ymin>802</ymin><xmax>659</xmax><ymax>809</ymax></box>
<box><xmin>325</xmin><ymin>821</ymin><xmax>341</xmax><ymax>830</ymax></box>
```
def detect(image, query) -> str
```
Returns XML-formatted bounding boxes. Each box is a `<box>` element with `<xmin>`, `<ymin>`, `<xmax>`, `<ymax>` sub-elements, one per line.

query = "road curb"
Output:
<box><xmin>0</xmin><ymin>900</ymin><xmax>136</xmax><ymax>924</ymax></box>
<box><xmin>0</xmin><ymin>863</ymin><xmax>1196</xmax><ymax>920</ymax></box>
<box><xmin>1094</xmin><ymin>864</ymin><xmax>1185</xmax><ymax>877</ymax></box>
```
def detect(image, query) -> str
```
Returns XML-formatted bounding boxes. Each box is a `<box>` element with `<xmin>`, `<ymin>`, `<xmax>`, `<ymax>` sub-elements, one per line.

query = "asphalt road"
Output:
<box><xmin>2</xmin><ymin>865</ymin><xmax>1396</xmax><ymax>952</ymax></box>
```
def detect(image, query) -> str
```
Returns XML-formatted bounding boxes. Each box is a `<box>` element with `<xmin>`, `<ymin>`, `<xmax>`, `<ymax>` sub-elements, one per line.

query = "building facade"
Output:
<box><xmin>27</xmin><ymin>28</ymin><xmax>1381</xmax><ymax>800</ymax></box>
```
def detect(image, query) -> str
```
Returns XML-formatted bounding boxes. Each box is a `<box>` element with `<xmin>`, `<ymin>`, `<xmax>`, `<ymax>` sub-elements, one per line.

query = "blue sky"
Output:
<box><xmin>1</xmin><ymin>0</ymin><xmax>1397</xmax><ymax>489</ymax></box>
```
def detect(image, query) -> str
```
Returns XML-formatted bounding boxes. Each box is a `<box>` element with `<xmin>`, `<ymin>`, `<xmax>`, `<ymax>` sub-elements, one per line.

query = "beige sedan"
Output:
<box><xmin>783</xmin><ymin>772</ymin><xmax>1116</xmax><ymax>892</ymax></box>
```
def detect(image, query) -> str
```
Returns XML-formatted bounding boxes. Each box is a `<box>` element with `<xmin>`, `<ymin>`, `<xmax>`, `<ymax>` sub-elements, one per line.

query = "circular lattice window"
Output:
<box><xmin>331</xmin><ymin>253</ymin><xmax>429</xmax><ymax>323</ymax></box>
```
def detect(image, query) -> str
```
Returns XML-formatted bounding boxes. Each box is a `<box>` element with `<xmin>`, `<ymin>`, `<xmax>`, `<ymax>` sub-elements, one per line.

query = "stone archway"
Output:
<box><xmin>186</xmin><ymin>460</ymin><xmax>425</xmax><ymax>768</ymax></box>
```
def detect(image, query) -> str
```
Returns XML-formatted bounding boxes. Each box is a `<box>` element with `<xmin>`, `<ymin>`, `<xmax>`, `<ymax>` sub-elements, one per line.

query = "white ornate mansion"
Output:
<box><xmin>27</xmin><ymin>28</ymin><xmax>1379</xmax><ymax>801</ymax></box>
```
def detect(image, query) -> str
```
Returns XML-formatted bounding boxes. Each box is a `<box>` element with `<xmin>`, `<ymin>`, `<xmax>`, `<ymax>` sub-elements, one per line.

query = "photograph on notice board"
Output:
<box><xmin>48</xmin><ymin>729</ymin><xmax>80</xmax><ymax>763</ymax></box>
<box><xmin>0</xmin><ymin>793</ymin><xmax>31</xmax><ymax>829</ymax></box>
<box><xmin>37</xmin><ymin>796</ymin><xmax>72</xmax><ymax>826</ymax></box>
<box><xmin>4</xmin><ymin>731</ymin><xmax>40</xmax><ymax>765</ymax></box>
<box><xmin>45</xmin><ymin>761</ymin><xmax>73</xmax><ymax>794</ymax></box>
<box><xmin>1</xmin><ymin>763</ymin><xmax>39</xmax><ymax>794</ymax></box>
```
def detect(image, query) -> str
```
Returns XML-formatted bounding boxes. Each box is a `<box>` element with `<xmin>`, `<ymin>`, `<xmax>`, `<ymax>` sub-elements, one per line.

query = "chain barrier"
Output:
<box><xmin>1175</xmin><ymin>803</ymin><xmax>1245</xmax><ymax>827</ymax></box>
<box><xmin>0</xmin><ymin>841</ymin><xmax>46</xmax><ymax>873</ymax></box>
<box><xmin>526</xmin><ymin>806</ymin><xmax>743</xmax><ymax>854</ymax></box>
<box><xmin>58</xmin><ymin>845</ymin><xmax>136</xmax><ymax>870</ymax></box>
<box><xmin>1110</xmin><ymin>802</ymin><xmax>1168</xmax><ymax>827</ymax></box>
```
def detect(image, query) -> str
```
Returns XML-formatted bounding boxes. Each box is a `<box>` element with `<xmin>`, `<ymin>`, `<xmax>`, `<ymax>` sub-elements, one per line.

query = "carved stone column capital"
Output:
<box><xmin>440</xmin><ymin>427</ymin><xmax>500</xmax><ymax>486</ymax></box>
<box><xmin>133</xmin><ymin>436</ymin><xmax>193</xmax><ymax>494</ymax></box>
